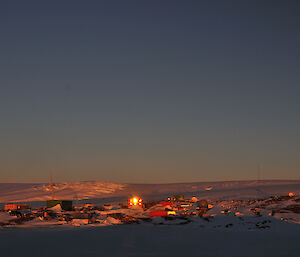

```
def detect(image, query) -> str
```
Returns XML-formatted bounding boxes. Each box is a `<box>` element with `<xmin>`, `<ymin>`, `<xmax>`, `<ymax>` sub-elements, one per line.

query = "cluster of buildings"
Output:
<box><xmin>0</xmin><ymin>195</ymin><xmax>212</xmax><ymax>226</ymax></box>
<box><xmin>1</xmin><ymin>192</ymin><xmax>299</xmax><ymax>227</ymax></box>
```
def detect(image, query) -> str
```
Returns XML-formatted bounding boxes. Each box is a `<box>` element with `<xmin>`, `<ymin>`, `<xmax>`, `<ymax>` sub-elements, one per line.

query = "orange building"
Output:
<box><xmin>4</xmin><ymin>204</ymin><xmax>29</xmax><ymax>211</ymax></box>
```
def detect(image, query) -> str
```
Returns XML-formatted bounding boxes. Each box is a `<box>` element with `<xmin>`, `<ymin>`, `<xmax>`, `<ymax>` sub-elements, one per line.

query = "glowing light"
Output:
<box><xmin>167</xmin><ymin>211</ymin><xmax>176</xmax><ymax>215</ymax></box>
<box><xmin>128</xmin><ymin>197</ymin><xmax>143</xmax><ymax>208</ymax></box>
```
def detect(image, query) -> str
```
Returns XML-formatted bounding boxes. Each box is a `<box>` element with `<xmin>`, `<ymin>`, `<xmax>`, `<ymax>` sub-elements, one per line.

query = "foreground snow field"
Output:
<box><xmin>0</xmin><ymin>222</ymin><xmax>299</xmax><ymax>257</ymax></box>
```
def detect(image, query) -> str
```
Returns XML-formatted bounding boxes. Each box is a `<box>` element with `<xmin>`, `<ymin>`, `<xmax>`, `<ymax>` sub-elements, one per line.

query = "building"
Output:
<box><xmin>46</xmin><ymin>200</ymin><xmax>73</xmax><ymax>211</ymax></box>
<box><xmin>4</xmin><ymin>204</ymin><xmax>29</xmax><ymax>211</ymax></box>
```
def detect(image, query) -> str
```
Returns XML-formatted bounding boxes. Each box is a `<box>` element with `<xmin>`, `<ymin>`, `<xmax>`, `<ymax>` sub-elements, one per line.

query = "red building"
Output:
<box><xmin>4</xmin><ymin>204</ymin><xmax>29</xmax><ymax>211</ymax></box>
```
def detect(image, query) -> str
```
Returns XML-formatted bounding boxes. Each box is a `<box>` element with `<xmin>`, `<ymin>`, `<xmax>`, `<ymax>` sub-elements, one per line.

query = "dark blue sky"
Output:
<box><xmin>1</xmin><ymin>1</ymin><xmax>299</xmax><ymax>183</ymax></box>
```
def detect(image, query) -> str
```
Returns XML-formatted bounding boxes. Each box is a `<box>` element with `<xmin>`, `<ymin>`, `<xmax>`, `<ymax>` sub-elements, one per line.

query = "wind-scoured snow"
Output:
<box><xmin>0</xmin><ymin>180</ymin><xmax>299</xmax><ymax>203</ymax></box>
<box><xmin>0</xmin><ymin>221</ymin><xmax>299</xmax><ymax>257</ymax></box>
<box><xmin>0</xmin><ymin>181</ymin><xmax>127</xmax><ymax>202</ymax></box>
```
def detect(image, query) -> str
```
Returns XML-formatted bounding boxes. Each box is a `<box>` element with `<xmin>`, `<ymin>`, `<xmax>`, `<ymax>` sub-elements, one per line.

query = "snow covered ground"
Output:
<box><xmin>1</xmin><ymin>179</ymin><xmax>299</xmax><ymax>203</ymax></box>
<box><xmin>0</xmin><ymin>181</ymin><xmax>126</xmax><ymax>202</ymax></box>
<box><xmin>0</xmin><ymin>221</ymin><xmax>299</xmax><ymax>257</ymax></box>
<box><xmin>1</xmin><ymin>180</ymin><xmax>299</xmax><ymax>256</ymax></box>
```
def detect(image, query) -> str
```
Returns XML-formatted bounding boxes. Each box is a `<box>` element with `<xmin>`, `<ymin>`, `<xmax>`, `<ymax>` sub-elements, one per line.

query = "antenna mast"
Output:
<box><xmin>50</xmin><ymin>174</ymin><xmax>55</xmax><ymax>200</ymax></box>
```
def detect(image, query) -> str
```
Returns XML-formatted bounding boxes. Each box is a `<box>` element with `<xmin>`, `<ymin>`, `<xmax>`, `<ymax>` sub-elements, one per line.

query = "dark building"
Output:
<box><xmin>46</xmin><ymin>200</ymin><xmax>73</xmax><ymax>211</ymax></box>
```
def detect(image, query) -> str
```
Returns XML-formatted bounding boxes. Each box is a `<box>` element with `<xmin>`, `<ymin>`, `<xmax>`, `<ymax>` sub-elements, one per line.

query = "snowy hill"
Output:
<box><xmin>0</xmin><ymin>181</ymin><xmax>126</xmax><ymax>202</ymax></box>
<box><xmin>0</xmin><ymin>180</ymin><xmax>299</xmax><ymax>203</ymax></box>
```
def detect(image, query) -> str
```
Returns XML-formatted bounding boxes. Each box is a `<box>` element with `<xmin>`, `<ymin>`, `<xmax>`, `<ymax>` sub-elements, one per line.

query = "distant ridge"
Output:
<box><xmin>0</xmin><ymin>180</ymin><xmax>299</xmax><ymax>203</ymax></box>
